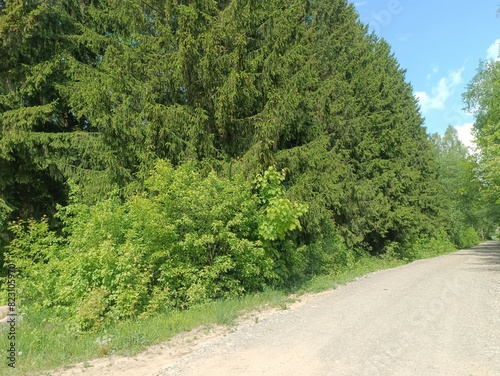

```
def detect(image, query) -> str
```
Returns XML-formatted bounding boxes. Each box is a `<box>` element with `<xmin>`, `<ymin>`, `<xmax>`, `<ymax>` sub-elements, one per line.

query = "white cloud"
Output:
<box><xmin>448</xmin><ymin>68</ymin><xmax>463</xmax><ymax>85</ymax></box>
<box><xmin>455</xmin><ymin>122</ymin><xmax>476</xmax><ymax>151</ymax></box>
<box><xmin>415</xmin><ymin>67</ymin><xmax>464</xmax><ymax>113</ymax></box>
<box><xmin>486</xmin><ymin>39</ymin><xmax>500</xmax><ymax>62</ymax></box>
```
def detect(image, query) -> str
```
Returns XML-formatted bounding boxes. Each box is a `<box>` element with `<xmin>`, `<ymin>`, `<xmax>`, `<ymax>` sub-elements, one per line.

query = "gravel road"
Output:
<box><xmin>160</xmin><ymin>241</ymin><xmax>500</xmax><ymax>376</ymax></box>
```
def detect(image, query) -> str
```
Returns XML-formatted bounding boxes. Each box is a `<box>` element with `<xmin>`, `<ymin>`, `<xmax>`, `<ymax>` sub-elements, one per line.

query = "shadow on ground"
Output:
<box><xmin>456</xmin><ymin>241</ymin><xmax>500</xmax><ymax>272</ymax></box>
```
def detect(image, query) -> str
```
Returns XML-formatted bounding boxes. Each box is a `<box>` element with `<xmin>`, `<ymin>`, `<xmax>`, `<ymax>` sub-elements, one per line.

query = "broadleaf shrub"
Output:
<box><xmin>454</xmin><ymin>226</ymin><xmax>481</xmax><ymax>249</ymax></box>
<box><xmin>5</xmin><ymin>162</ymin><xmax>311</xmax><ymax>330</ymax></box>
<box><xmin>396</xmin><ymin>231</ymin><xmax>456</xmax><ymax>261</ymax></box>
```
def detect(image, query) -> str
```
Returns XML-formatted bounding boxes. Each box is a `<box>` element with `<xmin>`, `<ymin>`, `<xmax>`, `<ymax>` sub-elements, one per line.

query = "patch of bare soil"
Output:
<box><xmin>48</xmin><ymin>294</ymin><xmax>322</xmax><ymax>376</ymax></box>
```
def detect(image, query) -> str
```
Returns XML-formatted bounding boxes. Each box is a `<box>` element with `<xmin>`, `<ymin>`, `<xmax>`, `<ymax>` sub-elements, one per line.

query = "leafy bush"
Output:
<box><xmin>5</xmin><ymin>162</ymin><xmax>309</xmax><ymax>330</ymax></box>
<box><xmin>454</xmin><ymin>227</ymin><xmax>481</xmax><ymax>249</ymax></box>
<box><xmin>5</xmin><ymin>218</ymin><xmax>65</xmax><ymax>310</ymax></box>
<box><xmin>395</xmin><ymin>231</ymin><xmax>456</xmax><ymax>261</ymax></box>
<box><xmin>302</xmin><ymin>233</ymin><xmax>353</xmax><ymax>277</ymax></box>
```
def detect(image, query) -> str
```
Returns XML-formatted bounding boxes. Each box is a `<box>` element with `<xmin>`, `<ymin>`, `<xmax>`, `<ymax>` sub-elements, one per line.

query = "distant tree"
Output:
<box><xmin>431</xmin><ymin>127</ymin><xmax>487</xmax><ymax>246</ymax></box>
<box><xmin>463</xmin><ymin>60</ymin><xmax>500</xmax><ymax>204</ymax></box>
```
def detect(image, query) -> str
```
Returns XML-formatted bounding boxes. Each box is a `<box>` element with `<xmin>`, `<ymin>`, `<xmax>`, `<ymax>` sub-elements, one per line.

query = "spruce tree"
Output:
<box><xmin>1</xmin><ymin>0</ymin><xmax>446</xmax><ymax>258</ymax></box>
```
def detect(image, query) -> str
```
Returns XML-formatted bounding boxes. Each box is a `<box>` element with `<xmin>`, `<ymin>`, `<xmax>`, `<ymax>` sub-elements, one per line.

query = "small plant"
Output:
<box><xmin>124</xmin><ymin>332</ymin><xmax>148</xmax><ymax>350</ymax></box>
<box><xmin>278</xmin><ymin>302</ymin><xmax>289</xmax><ymax>310</ymax></box>
<box><xmin>95</xmin><ymin>332</ymin><xmax>113</xmax><ymax>357</ymax></box>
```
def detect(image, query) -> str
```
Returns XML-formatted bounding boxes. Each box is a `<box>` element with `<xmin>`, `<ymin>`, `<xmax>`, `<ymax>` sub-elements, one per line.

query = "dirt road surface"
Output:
<box><xmin>55</xmin><ymin>241</ymin><xmax>500</xmax><ymax>376</ymax></box>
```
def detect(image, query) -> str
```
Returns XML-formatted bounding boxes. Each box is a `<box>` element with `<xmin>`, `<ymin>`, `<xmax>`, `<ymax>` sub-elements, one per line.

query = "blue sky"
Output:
<box><xmin>353</xmin><ymin>0</ymin><xmax>499</xmax><ymax>147</ymax></box>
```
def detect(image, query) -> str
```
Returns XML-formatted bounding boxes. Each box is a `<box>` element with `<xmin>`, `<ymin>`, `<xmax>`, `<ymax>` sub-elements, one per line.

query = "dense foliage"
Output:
<box><xmin>7</xmin><ymin>163</ymin><xmax>319</xmax><ymax>329</ymax></box>
<box><xmin>1</xmin><ymin>0</ymin><xmax>496</xmax><ymax>330</ymax></box>
<box><xmin>431</xmin><ymin>127</ymin><xmax>491</xmax><ymax>248</ymax></box>
<box><xmin>464</xmin><ymin>59</ymin><xmax>500</xmax><ymax>205</ymax></box>
<box><xmin>461</xmin><ymin>58</ymin><xmax>500</xmax><ymax>238</ymax></box>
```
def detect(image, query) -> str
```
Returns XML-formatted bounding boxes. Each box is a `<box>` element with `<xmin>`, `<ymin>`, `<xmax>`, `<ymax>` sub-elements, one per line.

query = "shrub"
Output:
<box><xmin>396</xmin><ymin>230</ymin><xmax>456</xmax><ymax>261</ymax></box>
<box><xmin>454</xmin><ymin>227</ymin><xmax>481</xmax><ymax>249</ymax></box>
<box><xmin>5</xmin><ymin>162</ymin><xmax>308</xmax><ymax>330</ymax></box>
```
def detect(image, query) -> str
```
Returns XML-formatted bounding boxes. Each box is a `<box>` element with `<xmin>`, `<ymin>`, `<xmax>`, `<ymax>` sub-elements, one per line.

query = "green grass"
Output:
<box><xmin>0</xmin><ymin>245</ymin><xmax>458</xmax><ymax>376</ymax></box>
<box><xmin>0</xmin><ymin>289</ymin><xmax>293</xmax><ymax>376</ymax></box>
<box><xmin>297</xmin><ymin>256</ymin><xmax>406</xmax><ymax>294</ymax></box>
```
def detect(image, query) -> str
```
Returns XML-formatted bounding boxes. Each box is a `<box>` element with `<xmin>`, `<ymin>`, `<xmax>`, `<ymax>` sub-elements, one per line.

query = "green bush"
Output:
<box><xmin>5</xmin><ymin>161</ymin><xmax>310</xmax><ymax>330</ymax></box>
<box><xmin>5</xmin><ymin>218</ymin><xmax>65</xmax><ymax>310</ymax></box>
<box><xmin>0</xmin><ymin>198</ymin><xmax>13</xmax><ymax>278</ymax></box>
<box><xmin>454</xmin><ymin>227</ymin><xmax>481</xmax><ymax>249</ymax></box>
<box><xmin>303</xmin><ymin>233</ymin><xmax>353</xmax><ymax>276</ymax></box>
<box><xmin>396</xmin><ymin>231</ymin><xmax>456</xmax><ymax>261</ymax></box>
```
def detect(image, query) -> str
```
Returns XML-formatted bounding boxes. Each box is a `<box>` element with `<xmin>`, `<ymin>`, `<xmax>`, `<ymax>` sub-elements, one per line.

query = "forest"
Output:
<box><xmin>0</xmin><ymin>0</ymin><xmax>499</xmax><ymax>333</ymax></box>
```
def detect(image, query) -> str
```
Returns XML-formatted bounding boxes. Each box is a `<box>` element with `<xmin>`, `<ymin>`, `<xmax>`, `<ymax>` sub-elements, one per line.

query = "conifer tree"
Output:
<box><xmin>0</xmin><ymin>0</ymin><xmax>124</xmax><ymax>219</ymax></box>
<box><xmin>268</xmin><ymin>0</ymin><xmax>441</xmax><ymax>253</ymax></box>
<box><xmin>1</xmin><ymin>0</ymin><xmax>447</xmax><ymax>258</ymax></box>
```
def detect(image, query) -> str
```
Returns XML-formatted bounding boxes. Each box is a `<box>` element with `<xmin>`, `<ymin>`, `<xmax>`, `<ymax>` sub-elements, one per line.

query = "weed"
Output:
<box><xmin>95</xmin><ymin>333</ymin><xmax>113</xmax><ymax>357</ymax></box>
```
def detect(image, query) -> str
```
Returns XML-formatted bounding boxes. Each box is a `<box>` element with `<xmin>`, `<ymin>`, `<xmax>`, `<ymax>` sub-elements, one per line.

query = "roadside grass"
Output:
<box><xmin>298</xmin><ymin>256</ymin><xmax>406</xmax><ymax>294</ymax></box>
<box><xmin>0</xmin><ymin>244</ymin><xmax>459</xmax><ymax>376</ymax></box>
<box><xmin>0</xmin><ymin>289</ymin><xmax>293</xmax><ymax>376</ymax></box>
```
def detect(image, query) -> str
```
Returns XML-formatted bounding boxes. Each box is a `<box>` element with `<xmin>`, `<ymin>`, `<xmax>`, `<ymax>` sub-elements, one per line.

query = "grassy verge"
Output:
<box><xmin>0</xmin><ymin>246</ymin><xmax>457</xmax><ymax>376</ymax></box>
<box><xmin>297</xmin><ymin>255</ymin><xmax>406</xmax><ymax>294</ymax></box>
